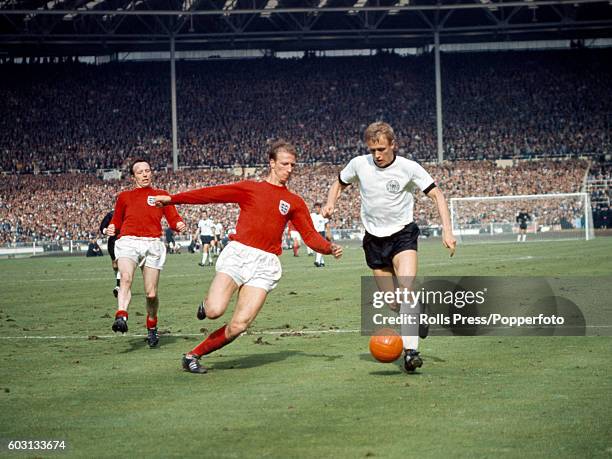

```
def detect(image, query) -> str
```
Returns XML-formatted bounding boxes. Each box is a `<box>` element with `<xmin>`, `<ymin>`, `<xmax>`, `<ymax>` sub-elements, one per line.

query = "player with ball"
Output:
<box><xmin>324</xmin><ymin>122</ymin><xmax>456</xmax><ymax>372</ymax></box>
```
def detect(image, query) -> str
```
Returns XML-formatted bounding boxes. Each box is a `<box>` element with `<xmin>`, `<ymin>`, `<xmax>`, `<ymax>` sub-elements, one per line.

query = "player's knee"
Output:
<box><xmin>227</xmin><ymin>319</ymin><xmax>248</xmax><ymax>337</ymax></box>
<box><xmin>120</xmin><ymin>271</ymin><xmax>133</xmax><ymax>285</ymax></box>
<box><xmin>203</xmin><ymin>299</ymin><xmax>224</xmax><ymax>319</ymax></box>
<box><xmin>145</xmin><ymin>291</ymin><xmax>157</xmax><ymax>301</ymax></box>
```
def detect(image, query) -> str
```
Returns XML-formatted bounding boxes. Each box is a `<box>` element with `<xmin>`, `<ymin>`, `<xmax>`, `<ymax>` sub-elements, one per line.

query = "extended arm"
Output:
<box><xmin>154</xmin><ymin>182</ymin><xmax>248</xmax><ymax>206</ymax></box>
<box><xmin>292</xmin><ymin>202</ymin><xmax>343</xmax><ymax>259</ymax></box>
<box><xmin>323</xmin><ymin>179</ymin><xmax>349</xmax><ymax>218</ymax></box>
<box><xmin>425</xmin><ymin>187</ymin><xmax>456</xmax><ymax>257</ymax></box>
<box><xmin>162</xmin><ymin>204</ymin><xmax>186</xmax><ymax>233</ymax></box>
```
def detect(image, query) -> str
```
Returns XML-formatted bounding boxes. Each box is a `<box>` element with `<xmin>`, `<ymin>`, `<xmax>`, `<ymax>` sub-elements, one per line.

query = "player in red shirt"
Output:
<box><xmin>154</xmin><ymin>140</ymin><xmax>343</xmax><ymax>373</ymax></box>
<box><xmin>106</xmin><ymin>159</ymin><xmax>186</xmax><ymax>348</ymax></box>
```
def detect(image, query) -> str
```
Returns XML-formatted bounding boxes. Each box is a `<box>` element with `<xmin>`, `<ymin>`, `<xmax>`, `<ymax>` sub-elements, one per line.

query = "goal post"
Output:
<box><xmin>449</xmin><ymin>192</ymin><xmax>595</xmax><ymax>244</ymax></box>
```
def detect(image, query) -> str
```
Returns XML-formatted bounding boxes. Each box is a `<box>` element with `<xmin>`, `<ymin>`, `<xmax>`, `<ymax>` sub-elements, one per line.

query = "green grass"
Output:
<box><xmin>1</xmin><ymin>238</ymin><xmax>612</xmax><ymax>458</ymax></box>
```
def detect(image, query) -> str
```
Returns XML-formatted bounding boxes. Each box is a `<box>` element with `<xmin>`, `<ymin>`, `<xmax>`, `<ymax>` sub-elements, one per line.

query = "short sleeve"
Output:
<box><xmin>339</xmin><ymin>157</ymin><xmax>359</xmax><ymax>185</ymax></box>
<box><xmin>409</xmin><ymin>161</ymin><xmax>435</xmax><ymax>192</ymax></box>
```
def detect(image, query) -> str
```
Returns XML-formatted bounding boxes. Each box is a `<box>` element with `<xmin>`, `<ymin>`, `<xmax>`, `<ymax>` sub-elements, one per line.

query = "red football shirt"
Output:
<box><xmin>110</xmin><ymin>187</ymin><xmax>183</xmax><ymax>239</ymax></box>
<box><xmin>170</xmin><ymin>180</ymin><xmax>331</xmax><ymax>256</ymax></box>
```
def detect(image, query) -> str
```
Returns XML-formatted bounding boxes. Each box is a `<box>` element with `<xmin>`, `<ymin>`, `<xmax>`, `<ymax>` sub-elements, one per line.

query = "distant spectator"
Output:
<box><xmin>86</xmin><ymin>238</ymin><xmax>103</xmax><ymax>257</ymax></box>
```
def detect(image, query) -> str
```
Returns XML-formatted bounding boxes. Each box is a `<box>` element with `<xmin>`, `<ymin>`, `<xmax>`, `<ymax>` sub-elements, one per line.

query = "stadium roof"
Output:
<box><xmin>1</xmin><ymin>0</ymin><xmax>612</xmax><ymax>56</ymax></box>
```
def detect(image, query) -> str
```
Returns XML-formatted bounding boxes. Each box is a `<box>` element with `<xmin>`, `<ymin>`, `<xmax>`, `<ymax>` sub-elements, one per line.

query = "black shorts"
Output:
<box><xmin>200</xmin><ymin>235</ymin><xmax>214</xmax><ymax>245</ymax></box>
<box><xmin>519</xmin><ymin>224</ymin><xmax>527</xmax><ymax>230</ymax></box>
<box><xmin>362</xmin><ymin>222</ymin><xmax>420</xmax><ymax>270</ymax></box>
<box><xmin>107</xmin><ymin>236</ymin><xmax>117</xmax><ymax>261</ymax></box>
<box><xmin>318</xmin><ymin>230</ymin><xmax>327</xmax><ymax>240</ymax></box>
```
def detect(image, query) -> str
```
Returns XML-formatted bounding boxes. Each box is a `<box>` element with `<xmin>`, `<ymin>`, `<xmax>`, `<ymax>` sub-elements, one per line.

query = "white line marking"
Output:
<box><xmin>1</xmin><ymin>326</ymin><xmax>611</xmax><ymax>340</ymax></box>
<box><xmin>0</xmin><ymin>328</ymin><xmax>362</xmax><ymax>340</ymax></box>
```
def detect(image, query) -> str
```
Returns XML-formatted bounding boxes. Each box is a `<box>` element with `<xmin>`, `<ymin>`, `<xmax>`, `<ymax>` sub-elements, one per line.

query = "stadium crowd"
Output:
<box><xmin>1</xmin><ymin>49</ymin><xmax>611</xmax><ymax>174</ymax></box>
<box><xmin>2</xmin><ymin>158</ymin><xmax>606</xmax><ymax>245</ymax></box>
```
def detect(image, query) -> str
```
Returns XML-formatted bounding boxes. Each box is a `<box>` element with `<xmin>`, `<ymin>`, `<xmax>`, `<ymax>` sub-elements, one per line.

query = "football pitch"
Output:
<box><xmin>1</xmin><ymin>238</ymin><xmax>611</xmax><ymax>458</ymax></box>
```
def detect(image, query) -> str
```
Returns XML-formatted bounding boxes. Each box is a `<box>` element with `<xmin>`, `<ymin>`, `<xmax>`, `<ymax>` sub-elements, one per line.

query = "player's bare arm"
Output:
<box><xmin>323</xmin><ymin>179</ymin><xmax>349</xmax><ymax>218</ymax></box>
<box><xmin>175</xmin><ymin>221</ymin><xmax>186</xmax><ymax>233</ymax></box>
<box><xmin>425</xmin><ymin>187</ymin><xmax>457</xmax><ymax>257</ymax></box>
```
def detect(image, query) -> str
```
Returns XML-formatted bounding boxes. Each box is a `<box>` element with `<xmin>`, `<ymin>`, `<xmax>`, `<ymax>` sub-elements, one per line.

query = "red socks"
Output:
<box><xmin>190</xmin><ymin>325</ymin><xmax>233</xmax><ymax>357</ymax></box>
<box><xmin>115</xmin><ymin>310</ymin><xmax>128</xmax><ymax>320</ymax></box>
<box><xmin>293</xmin><ymin>244</ymin><xmax>299</xmax><ymax>256</ymax></box>
<box><xmin>146</xmin><ymin>315</ymin><xmax>158</xmax><ymax>329</ymax></box>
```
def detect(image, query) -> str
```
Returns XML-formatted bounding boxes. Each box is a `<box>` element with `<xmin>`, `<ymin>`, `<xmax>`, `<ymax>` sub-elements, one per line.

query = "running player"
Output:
<box><xmin>106</xmin><ymin>159</ymin><xmax>186</xmax><ymax>348</ymax></box>
<box><xmin>324</xmin><ymin>122</ymin><xmax>456</xmax><ymax>372</ymax></box>
<box><xmin>153</xmin><ymin>140</ymin><xmax>343</xmax><ymax>373</ymax></box>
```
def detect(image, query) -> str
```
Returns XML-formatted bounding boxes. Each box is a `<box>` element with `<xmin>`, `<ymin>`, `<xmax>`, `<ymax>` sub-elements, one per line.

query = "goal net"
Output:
<box><xmin>450</xmin><ymin>193</ymin><xmax>595</xmax><ymax>244</ymax></box>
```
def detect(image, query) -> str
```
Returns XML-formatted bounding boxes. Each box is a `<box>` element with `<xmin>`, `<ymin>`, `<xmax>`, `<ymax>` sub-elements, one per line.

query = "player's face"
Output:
<box><xmin>270</xmin><ymin>150</ymin><xmax>296</xmax><ymax>185</ymax></box>
<box><xmin>132</xmin><ymin>162</ymin><xmax>152</xmax><ymax>188</ymax></box>
<box><xmin>367</xmin><ymin>135</ymin><xmax>395</xmax><ymax>167</ymax></box>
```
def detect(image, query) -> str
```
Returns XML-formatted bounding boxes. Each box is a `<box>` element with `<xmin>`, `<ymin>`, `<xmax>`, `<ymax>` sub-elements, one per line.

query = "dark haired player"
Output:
<box><xmin>154</xmin><ymin>140</ymin><xmax>343</xmax><ymax>373</ymax></box>
<box><xmin>106</xmin><ymin>159</ymin><xmax>186</xmax><ymax>348</ymax></box>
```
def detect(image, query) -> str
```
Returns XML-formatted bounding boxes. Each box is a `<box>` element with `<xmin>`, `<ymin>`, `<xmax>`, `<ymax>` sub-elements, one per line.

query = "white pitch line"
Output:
<box><xmin>0</xmin><ymin>328</ymin><xmax>362</xmax><ymax>340</ymax></box>
<box><xmin>1</xmin><ymin>325</ymin><xmax>611</xmax><ymax>340</ymax></box>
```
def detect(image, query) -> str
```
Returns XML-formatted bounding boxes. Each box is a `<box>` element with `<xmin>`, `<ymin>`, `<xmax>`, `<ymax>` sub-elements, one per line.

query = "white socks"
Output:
<box><xmin>399</xmin><ymin>300</ymin><xmax>419</xmax><ymax>351</ymax></box>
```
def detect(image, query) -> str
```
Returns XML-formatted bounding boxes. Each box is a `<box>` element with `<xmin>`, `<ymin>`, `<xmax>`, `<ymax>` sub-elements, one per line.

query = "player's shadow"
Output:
<box><xmin>119</xmin><ymin>335</ymin><xmax>183</xmax><ymax>353</ymax></box>
<box><xmin>209</xmin><ymin>350</ymin><xmax>344</xmax><ymax>370</ymax></box>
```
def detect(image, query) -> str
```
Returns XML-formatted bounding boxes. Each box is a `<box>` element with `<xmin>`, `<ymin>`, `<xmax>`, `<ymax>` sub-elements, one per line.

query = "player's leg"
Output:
<box><xmin>197</xmin><ymin>272</ymin><xmax>239</xmax><ymax>320</ymax></box>
<box><xmin>108</xmin><ymin>237</ymin><xmax>120</xmax><ymax>297</ymax></box>
<box><xmin>111</xmin><ymin>259</ymin><xmax>120</xmax><ymax>297</ymax></box>
<box><xmin>227</xmin><ymin>286</ymin><xmax>268</xmax><ymax>338</ymax></box>
<box><xmin>391</xmin><ymin>249</ymin><xmax>423</xmax><ymax>372</ymax></box>
<box><xmin>142</xmin><ymin>266</ymin><xmax>161</xmax><ymax>347</ymax></box>
<box><xmin>371</xmin><ymin>266</ymin><xmax>397</xmax><ymax>308</ymax></box>
<box><xmin>199</xmin><ymin>238</ymin><xmax>208</xmax><ymax>266</ymax></box>
<box><xmin>113</xmin><ymin>257</ymin><xmax>137</xmax><ymax>333</ymax></box>
<box><xmin>139</xmin><ymin>240</ymin><xmax>167</xmax><ymax>346</ymax></box>
<box><xmin>183</xmin><ymin>273</ymin><xmax>242</xmax><ymax>373</ymax></box>
<box><xmin>184</xmin><ymin>285</ymin><xmax>267</xmax><ymax>374</ymax></box>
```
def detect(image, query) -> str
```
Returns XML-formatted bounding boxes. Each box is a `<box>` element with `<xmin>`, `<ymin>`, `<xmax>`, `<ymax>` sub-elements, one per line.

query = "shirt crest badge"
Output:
<box><xmin>279</xmin><ymin>200</ymin><xmax>290</xmax><ymax>215</ymax></box>
<box><xmin>147</xmin><ymin>196</ymin><xmax>157</xmax><ymax>207</ymax></box>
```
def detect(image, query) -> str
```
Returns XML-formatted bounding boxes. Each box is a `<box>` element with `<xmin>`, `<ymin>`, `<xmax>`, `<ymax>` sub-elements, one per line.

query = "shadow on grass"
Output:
<box><xmin>369</xmin><ymin>370</ymin><xmax>404</xmax><ymax>376</ymax></box>
<box><xmin>359</xmin><ymin>352</ymin><xmax>446</xmax><ymax>363</ymax></box>
<box><xmin>119</xmin><ymin>335</ymin><xmax>184</xmax><ymax>353</ymax></box>
<box><xmin>208</xmin><ymin>350</ymin><xmax>344</xmax><ymax>370</ymax></box>
<box><xmin>359</xmin><ymin>352</ymin><xmax>433</xmax><ymax>375</ymax></box>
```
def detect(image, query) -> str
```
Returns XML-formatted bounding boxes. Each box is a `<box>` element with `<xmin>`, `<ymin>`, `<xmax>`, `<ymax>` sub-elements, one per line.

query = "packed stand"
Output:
<box><xmin>0</xmin><ymin>158</ymin><xmax>598</xmax><ymax>245</ymax></box>
<box><xmin>1</xmin><ymin>49</ymin><xmax>611</xmax><ymax>174</ymax></box>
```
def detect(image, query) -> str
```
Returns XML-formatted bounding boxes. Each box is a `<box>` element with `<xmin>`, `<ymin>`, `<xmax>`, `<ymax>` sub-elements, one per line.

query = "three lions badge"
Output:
<box><xmin>279</xmin><ymin>200</ymin><xmax>290</xmax><ymax>215</ymax></box>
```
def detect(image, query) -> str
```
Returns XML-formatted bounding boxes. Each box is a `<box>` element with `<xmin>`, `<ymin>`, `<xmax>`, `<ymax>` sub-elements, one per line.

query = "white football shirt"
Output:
<box><xmin>339</xmin><ymin>154</ymin><xmax>435</xmax><ymax>237</ymax></box>
<box><xmin>197</xmin><ymin>218</ymin><xmax>215</xmax><ymax>237</ymax></box>
<box><xmin>310</xmin><ymin>212</ymin><xmax>328</xmax><ymax>233</ymax></box>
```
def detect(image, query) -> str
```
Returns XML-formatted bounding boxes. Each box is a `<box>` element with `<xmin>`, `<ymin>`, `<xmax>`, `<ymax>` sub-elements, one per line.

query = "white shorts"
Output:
<box><xmin>290</xmin><ymin>231</ymin><xmax>301</xmax><ymax>240</ymax></box>
<box><xmin>216</xmin><ymin>241</ymin><xmax>282</xmax><ymax>292</ymax></box>
<box><xmin>115</xmin><ymin>236</ymin><xmax>167</xmax><ymax>270</ymax></box>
